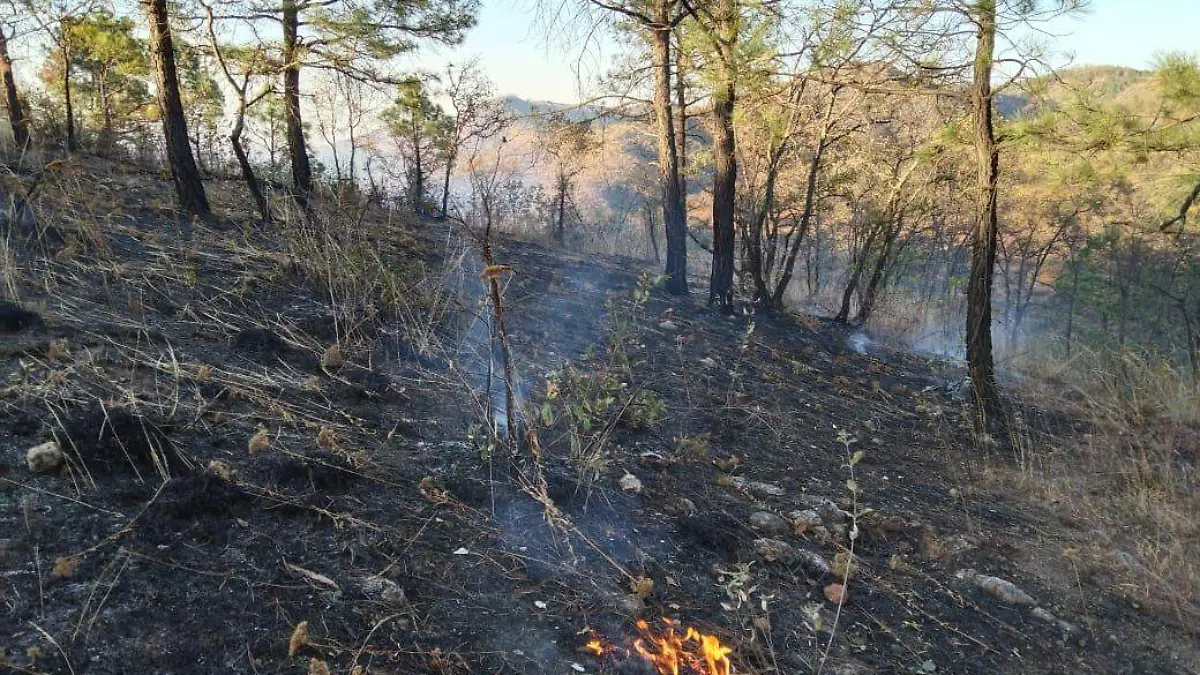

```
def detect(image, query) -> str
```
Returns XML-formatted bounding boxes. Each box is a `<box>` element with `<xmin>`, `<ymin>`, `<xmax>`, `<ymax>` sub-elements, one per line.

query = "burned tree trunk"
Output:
<box><xmin>282</xmin><ymin>0</ymin><xmax>313</xmax><ymax>206</ymax></box>
<box><xmin>0</xmin><ymin>27</ymin><xmax>29</xmax><ymax>150</ymax></box>
<box><xmin>965</xmin><ymin>0</ymin><xmax>1002</xmax><ymax>427</ymax></box>
<box><xmin>147</xmin><ymin>0</ymin><xmax>210</xmax><ymax>218</ymax></box>
<box><xmin>708</xmin><ymin>0</ymin><xmax>737</xmax><ymax>309</ymax></box>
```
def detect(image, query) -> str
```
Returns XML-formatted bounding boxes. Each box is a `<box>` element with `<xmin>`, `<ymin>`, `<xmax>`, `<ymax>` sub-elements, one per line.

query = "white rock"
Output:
<box><xmin>699</xmin><ymin>357</ymin><xmax>717</xmax><ymax>368</ymax></box>
<box><xmin>26</xmin><ymin>441</ymin><xmax>64</xmax><ymax>473</ymax></box>
<box><xmin>658</xmin><ymin>320</ymin><xmax>678</xmax><ymax>330</ymax></box>
<box><xmin>959</xmin><ymin>570</ymin><xmax>1036</xmax><ymax>606</ymax></box>
<box><xmin>619</xmin><ymin>473</ymin><xmax>643</xmax><ymax>493</ymax></box>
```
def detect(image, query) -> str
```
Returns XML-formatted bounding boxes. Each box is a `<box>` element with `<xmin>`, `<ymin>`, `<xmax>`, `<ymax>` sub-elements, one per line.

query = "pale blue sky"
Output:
<box><xmin>410</xmin><ymin>0</ymin><xmax>1200</xmax><ymax>104</ymax></box>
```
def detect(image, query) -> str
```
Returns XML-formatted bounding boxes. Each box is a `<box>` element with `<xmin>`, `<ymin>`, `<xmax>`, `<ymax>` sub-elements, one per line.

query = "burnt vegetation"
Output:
<box><xmin>1</xmin><ymin>1</ymin><xmax>1199</xmax><ymax>675</ymax></box>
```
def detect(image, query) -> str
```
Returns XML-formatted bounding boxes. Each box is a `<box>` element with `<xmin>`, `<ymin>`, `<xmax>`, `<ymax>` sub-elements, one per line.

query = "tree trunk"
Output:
<box><xmin>0</xmin><ymin>27</ymin><xmax>29</xmax><ymax>150</ymax></box>
<box><xmin>231</xmin><ymin>101</ymin><xmax>270</xmax><ymax>223</ymax></box>
<box><xmin>674</xmin><ymin>31</ymin><xmax>687</xmax><ymax>208</ymax></box>
<box><xmin>856</xmin><ymin>215</ymin><xmax>902</xmax><ymax>325</ymax></box>
<box><xmin>651</xmin><ymin>8</ymin><xmax>687</xmax><ymax>295</ymax></box>
<box><xmin>771</xmin><ymin>136</ymin><xmax>826</xmax><ymax>307</ymax></box>
<box><xmin>644</xmin><ymin>202</ymin><xmax>661</xmax><ymax>262</ymax></box>
<box><xmin>411</xmin><ymin>127</ymin><xmax>424</xmax><ymax>212</ymax></box>
<box><xmin>708</xmin><ymin>0</ymin><xmax>737</xmax><ymax>309</ymax></box>
<box><xmin>99</xmin><ymin>73</ymin><xmax>113</xmax><ymax>153</ymax></box>
<box><xmin>555</xmin><ymin>173</ymin><xmax>567</xmax><ymax>245</ymax></box>
<box><xmin>60</xmin><ymin>40</ymin><xmax>76</xmax><ymax>152</ymax></box>
<box><xmin>147</xmin><ymin>0</ymin><xmax>210</xmax><ymax>218</ymax></box>
<box><xmin>440</xmin><ymin>148</ymin><xmax>455</xmax><ymax>218</ymax></box>
<box><xmin>836</xmin><ymin>220</ymin><xmax>880</xmax><ymax>323</ymax></box>
<box><xmin>282</xmin><ymin>0</ymin><xmax>313</xmax><ymax>205</ymax></box>
<box><xmin>966</xmin><ymin>0</ymin><xmax>1002</xmax><ymax>427</ymax></box>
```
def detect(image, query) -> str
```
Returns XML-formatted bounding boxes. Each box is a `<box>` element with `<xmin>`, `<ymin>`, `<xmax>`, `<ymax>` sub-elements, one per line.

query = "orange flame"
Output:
<box><xmin>590</xmin><ymin>618</ymin><xmax>732</xmax><ymax>675</ymax></box>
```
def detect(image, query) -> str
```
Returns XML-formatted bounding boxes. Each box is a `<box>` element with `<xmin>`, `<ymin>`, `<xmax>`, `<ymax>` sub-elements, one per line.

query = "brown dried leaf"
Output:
<box><xmin>248</xmin><ymin>428</ymin><xmax>270</xmax><ymax>455</ymax></box>
<box><xmin>317</xmin><ymin>427</ymin><xmax>336</xmax><ymax>449</ymax></box>
<box><xmin>52</xmin><ymin>556</ymin><xmax>81</xmax><ymax>578</ymax></box>
<box><xmin>308</xmin><ymin>657</ymin><xmax>331</xmax><ymax>675</ymax></box>
<box><xmin>629</xmin><ymin>575</ymin><xmax>654</xmax><ymax>599</ymax></box>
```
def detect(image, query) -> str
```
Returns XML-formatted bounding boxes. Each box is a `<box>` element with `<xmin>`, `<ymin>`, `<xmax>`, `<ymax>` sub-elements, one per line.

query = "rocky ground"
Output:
<box><xmin>1</xmin><ymin>159</ymin><xmax>1197</xmax><ymax>674</ymax></box>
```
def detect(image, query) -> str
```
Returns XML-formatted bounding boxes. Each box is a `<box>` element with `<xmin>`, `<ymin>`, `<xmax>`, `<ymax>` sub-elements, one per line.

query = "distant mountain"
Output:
<box><xmin>997</xmin><ymin>65</ymin><xmax>1154</xmax><ymax>118</ymax></box>
<box><xmin>500</xmin><ymin>95</ymin><xmax>630</xmax><ymax>125</ymax></box>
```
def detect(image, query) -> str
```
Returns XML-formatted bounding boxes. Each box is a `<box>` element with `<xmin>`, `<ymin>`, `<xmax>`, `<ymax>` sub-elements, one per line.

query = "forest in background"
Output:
<box><xmin>5</xmin><ymin>1</ymin><xmax>1200</xmax><ymax>405</ymax></box>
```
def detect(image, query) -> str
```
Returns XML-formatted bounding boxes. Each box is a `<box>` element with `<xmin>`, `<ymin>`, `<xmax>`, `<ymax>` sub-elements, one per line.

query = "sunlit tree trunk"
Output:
<box><xmin>282</xmin><ymin>0</ymin><xmax>313</xmax><ymax>206</ymax></box>
<box><xmin>966</xmin><ymin>0</ymin><xmax>1002</xmax><ymax>426</ymax></box>
<box><xmin>651</xmin><ymin>4</ymin><xmax>687</xmax><ymax>295</ymax></box>
<box><xmin>0</xmin><ymin>27</ymin><xmax>29</xmax><ymax>150</ymax></box>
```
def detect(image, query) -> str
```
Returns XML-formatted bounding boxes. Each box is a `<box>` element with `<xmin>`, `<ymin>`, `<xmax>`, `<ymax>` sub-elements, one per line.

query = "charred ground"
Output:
<box><xmin>1</xmin><ymin>160</ymin><xmax>1197</xmax><ymax>675</ymax></box>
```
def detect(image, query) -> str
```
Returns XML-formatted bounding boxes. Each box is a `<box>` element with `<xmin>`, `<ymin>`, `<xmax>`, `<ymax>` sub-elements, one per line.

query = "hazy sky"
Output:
<box><xmin>409</xmin><ymin>0</ymin><xmax>1200</xmax><ymax>104</ymax></box>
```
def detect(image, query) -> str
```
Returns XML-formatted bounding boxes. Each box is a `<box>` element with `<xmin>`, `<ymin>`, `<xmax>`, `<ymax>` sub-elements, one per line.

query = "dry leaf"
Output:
<box><xmin>480</xmin><ymin>264</ymin><xmax>512</xmax><ymax>279</ymax></box>
<box><xmin>47</xmin><ymin>339</ymin><xmax>70</xmax><ymax>362</ymax></box>
<box><xmin>288</xmin><ymin>620</ymin><xmax>309</xmax><ymax>657</ymax></box>
<box><xmin>629</xmin><ymin>575</ymin><xmax>654</xmax><ymax>599</ymax></box>
<box><xmin>248</xmin><ymin>428</ymin><xmax>270</xmax><ymax>455</ymax></box>
<box><xmin>320</xmin><ymin>344</ymin><xmax>344</xmax><ymax>369</ymax></box>
<box><xmin>832</xmin><ymin>550</ymin><xmax>856</xmax><ymax>580</ymax></box>
<box><xmin>284</xmin><ymin>562</ymin><xmax>339</xmax><ymax>590</ymax></box>
<box><xmin>52</xmin><ymin>556</ymin><xmax>81</xmax><ymax>578</ymax></box>
<box><xmin>824</xmin><ymin>583</ymin><xmax>848</xmax><ymax>604</ymax></box>
<box><xmin>207</xmin><ymin>460</ymin><xmax>236</xmax><ymax>481</ymax></box>
<box><xmin>317</xmin><ymin>427</ymin><xmax>336</xmax><ymax>449</ymax></box>
<box><xmin>308</xmin><ymin>657</ymin><xmax>331</xmax><ymax>675</ymax></box>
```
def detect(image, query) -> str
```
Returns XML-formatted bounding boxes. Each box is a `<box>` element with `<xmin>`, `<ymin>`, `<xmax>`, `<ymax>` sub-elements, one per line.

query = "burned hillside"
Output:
<box><xmin>1</xmin><ymin>160</ymin><xmax>1196</xmax><ymax>675</ymax></box>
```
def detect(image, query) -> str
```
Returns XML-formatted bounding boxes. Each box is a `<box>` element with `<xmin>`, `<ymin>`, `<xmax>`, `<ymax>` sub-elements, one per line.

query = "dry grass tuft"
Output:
<box><xmin>1011</xmin><ymin>346</ymin><xmax>1200</xmax><ymax>627</ymax></box>
<box><xmin>288</xmin><ymin>620</ymin><xmax>309</xmax><ymax>658</ymax></box>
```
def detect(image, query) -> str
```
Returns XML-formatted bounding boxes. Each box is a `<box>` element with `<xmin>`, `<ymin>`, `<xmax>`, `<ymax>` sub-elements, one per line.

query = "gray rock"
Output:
<box><xmin>790</xmin><ymin>509</ymin><xmax>823</xmax><ymax>530</ymax></box>
<box><xmin>619</xmin><ymin>473</ymin><xmax>643</xmax><ymax>493</ymax></box>
<box><xmin>729</xmin><ymin>475</ymin><xmax>785</xmax><ymax>495</ymax></box>
<box><xmin>362</xmin><ymin>576</ymin><xmax>407</xmax><ymax>604</ymax></box>
<box><xmin>26</xmin><ymin>441</ymin><xmax>64</xmax><ymax>473</ymax></box>
<box><xmin>828</xmin><ymin>658</ymin><xmax>877</xmax><ymax>675</ymax></box>
<box><xmin>752</xmin><ymin>538</ymin><xmax>795</xmax><ymax>563</ymax></box>
<box><xmin>1032</xmin><ymin>606</ymin><xmax>1077</xmax><ymax>633</ymax></box>
<box><xmin>798</xmin><ymin>495</ymin><xmax>851</xmax><ymax>523</ymax></box>
<box><xmin>749</xmin><ymin>511</ymin><xmax>791</xmax><ymax>535</ymax></box>
<box><xmin>795</xmin><ymin>548</ymin><xmax>832</xmax><ymax>575</ymax></box>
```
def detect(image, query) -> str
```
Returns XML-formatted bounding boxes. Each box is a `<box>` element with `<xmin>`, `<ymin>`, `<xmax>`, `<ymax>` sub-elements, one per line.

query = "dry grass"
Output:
<box><xmin>1010</xmin><ymin>345</ymin><xmax>1200</xmax><ymax>627</ymax></box>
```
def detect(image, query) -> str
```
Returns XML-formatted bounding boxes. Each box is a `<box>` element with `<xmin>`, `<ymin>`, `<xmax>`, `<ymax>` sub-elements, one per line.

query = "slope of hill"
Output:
<box><xmin>0</xmin><ymin>158</ymin><xmax>1196</xmax><ymax>675</ymax></box>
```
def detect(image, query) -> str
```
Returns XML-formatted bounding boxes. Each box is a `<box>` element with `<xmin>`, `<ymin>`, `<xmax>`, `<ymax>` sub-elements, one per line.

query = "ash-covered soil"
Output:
<box><xmin>1</xmin><ymin>159</ymin><xmax>1197</xmax><ymax>675</ymax></box>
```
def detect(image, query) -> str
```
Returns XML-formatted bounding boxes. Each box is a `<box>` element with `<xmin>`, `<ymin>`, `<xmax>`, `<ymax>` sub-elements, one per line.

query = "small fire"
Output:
<box><xmin>585</xmin><ymin>618</ymin><xmax>732</xmax><ymax>675</ymax></box>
